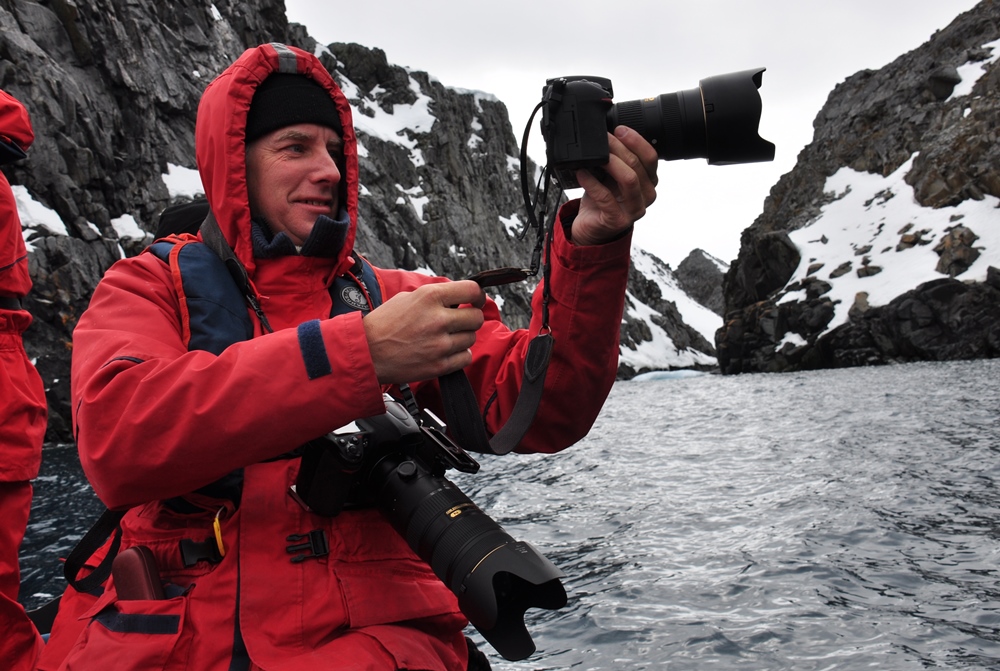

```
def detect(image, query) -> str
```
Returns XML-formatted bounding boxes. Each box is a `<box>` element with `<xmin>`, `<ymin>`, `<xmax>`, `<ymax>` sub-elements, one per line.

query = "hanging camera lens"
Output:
<box><xmin>372</xmin><ymin>451</ymin><xmax>566</xmax><ymax>661</ymax></box>
<box><xmin>293</xmin><ymin>398</ymin><xmax>566</xmax><ymax>661</ymax></box>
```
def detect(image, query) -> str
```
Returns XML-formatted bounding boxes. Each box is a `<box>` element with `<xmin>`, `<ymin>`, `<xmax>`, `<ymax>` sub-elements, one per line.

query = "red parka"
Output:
<box><xmin>51</xmin><ymin>44</ymin><xmax>631</xmax><ymax>670</ymax></box>
<box><xmin>0</xmin><ymin>88</ymin><xmax>46</xmax><ymax>671</ymax></box>
<box><xmin>0</xmin><ymin>87</ymin><xmax>43</xmax><ymax>483</ymax></box>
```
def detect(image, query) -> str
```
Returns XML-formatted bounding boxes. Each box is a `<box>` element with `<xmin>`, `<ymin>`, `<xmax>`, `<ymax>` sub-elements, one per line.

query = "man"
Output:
<box><xmin>0</xmin><ymin>89</ymin><xmax>46</xmax><ymax>671</ymax></box>
<box><xmin>45</xmin><ymin>43</ymin><xmax>657</xmax><ymax>670</ymax></box>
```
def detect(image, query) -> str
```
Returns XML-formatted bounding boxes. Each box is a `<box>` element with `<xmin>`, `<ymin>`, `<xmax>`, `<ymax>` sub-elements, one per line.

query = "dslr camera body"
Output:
<box><xmin>540</xmin><ymin>68</ymin><xmax>775</xmax><ymax>188</ymax></box>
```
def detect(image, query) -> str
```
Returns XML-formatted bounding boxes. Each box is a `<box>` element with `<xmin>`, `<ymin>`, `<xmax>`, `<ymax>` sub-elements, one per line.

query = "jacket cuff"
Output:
<box><xmin>313</xmin><ymin>312</ymin><xmax>384</xmax><ymax>413</ymax></box>
<box><xmin>553</xmin><ymin>199</ymin><xmax>634</xmax><ymax>271</ymax></box>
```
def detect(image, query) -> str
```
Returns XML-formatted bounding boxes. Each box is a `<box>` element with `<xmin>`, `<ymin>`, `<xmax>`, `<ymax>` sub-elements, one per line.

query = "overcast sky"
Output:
<box><xmin>285</xmin><ymin>0</ymin><xmax>981</xmax><ymax>267</ymax></box>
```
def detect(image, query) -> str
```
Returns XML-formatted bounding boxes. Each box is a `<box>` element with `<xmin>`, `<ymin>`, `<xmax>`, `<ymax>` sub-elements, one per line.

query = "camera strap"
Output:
<box><xmin>438</xmin><ymin>173</ymin><xmax>558</xmax><ymax>456</ymax></box>
<box><xmin>438</xmin><ymin>330</ymin><xmax>553</xmax><ymax>456</ymax></box>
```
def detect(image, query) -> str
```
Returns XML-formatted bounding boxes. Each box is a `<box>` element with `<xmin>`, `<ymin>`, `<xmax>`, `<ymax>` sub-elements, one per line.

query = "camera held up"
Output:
<box><xmin>540</xmin><ymin>68</ymin><xmax>775</xmax><ymax>189</ymax></box>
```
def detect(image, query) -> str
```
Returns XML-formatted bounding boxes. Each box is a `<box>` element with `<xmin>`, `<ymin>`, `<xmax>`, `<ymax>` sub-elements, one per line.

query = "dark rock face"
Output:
<box><xmin>934</xmin><ymin>225</ymin><xmax>981</xmax><ymax>276</ymax></box>
<box><xmin>2</xmin><ymin>0</ymin><xmax>271</xmax><ymax>441</ymax></box>
<box><xmin>5</xmin><ymin>1</ymin><xmax>713</xmax><ymax>442</ymax></box>
<box><xmin>619</xmin><ymin>251</ymin><xmax>722</xmax><ymax>377</ymax></box>
<box><xmin>618</xmin><ymin>256</ymin><xmax>717</xmax><ymax>378</ymax></box>
<box><xmin>818</xmin><ymin>277</ymin><xmax>1000</xmax><ymax>366</ymax></box>
<box><xmin>717</xmin><ymin>0</ymin><xmax>1000</xmax><ymax>375</ymax></box>
<box><xmin>717</xmin><ymin>275</ymin><xmax>1000</xmax><ymax>373</ymax></box>
<box><xmin>675</xmin><ymin>248</ymin><xmax>727</xmax><ymax>316</ymax></box>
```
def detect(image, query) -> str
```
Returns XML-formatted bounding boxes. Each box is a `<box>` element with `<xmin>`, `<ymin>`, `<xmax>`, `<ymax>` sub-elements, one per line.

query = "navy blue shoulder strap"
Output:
<box><xmin>148</xmin><ymin>241</ymin><xmax>254</xmax><ymax>354</ymax></box>
<box><xmin>151</xmin><ymin>242</ymin><xmax>381</xmax><ymax>331</ymax></box>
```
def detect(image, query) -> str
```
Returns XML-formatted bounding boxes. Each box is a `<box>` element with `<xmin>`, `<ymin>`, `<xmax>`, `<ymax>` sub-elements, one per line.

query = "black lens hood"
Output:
<box><xmin>699</xmin><ymin>67</ymin><xmax>776</xmax><ymax>165</ymax></box>
<box><xmin>457</xmin><ymin>540</ymin><xmax>567</xmax><ymax>661</ymax></box>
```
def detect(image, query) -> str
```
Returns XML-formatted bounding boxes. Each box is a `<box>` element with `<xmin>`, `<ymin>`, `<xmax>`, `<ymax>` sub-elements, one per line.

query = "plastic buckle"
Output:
<box><xmin>179</xmin><ymin>538</ymin><xmax>223</xmax><ymax>567</ymax></box>
<box><xmin>285</xmin><ymin>529</ymin><xmax>330</xmax><ymax>563</ymax></box>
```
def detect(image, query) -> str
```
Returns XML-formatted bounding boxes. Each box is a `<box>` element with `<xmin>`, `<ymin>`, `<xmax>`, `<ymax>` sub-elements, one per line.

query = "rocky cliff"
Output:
<box><xmin>676</xmin><ymin>249</ymin><xmax>728</xmax><ymax>316</ymax></box>
<box><xmin>2</xmin><ymin>0</ymin><xmax>716</xmax><ymax>443</ymax></box>
<box><xmin>717</xmin><ymin>0</ymin><xmax>1000</xmax><ymax>374</ymax></box>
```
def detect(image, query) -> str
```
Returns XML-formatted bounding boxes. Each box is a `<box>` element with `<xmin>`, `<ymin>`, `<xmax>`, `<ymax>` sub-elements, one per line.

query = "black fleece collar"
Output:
<box><xmin>251</xmin><ymin>208</ymin><xmax>350</xmax><ymax>259</ymax></box>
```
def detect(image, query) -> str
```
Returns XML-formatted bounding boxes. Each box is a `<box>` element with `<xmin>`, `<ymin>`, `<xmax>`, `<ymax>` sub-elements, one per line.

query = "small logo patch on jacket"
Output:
<box><xmin>341</xmin><ymin>285</ymin><xmax>369</xmax><ymax>311</ymax></box>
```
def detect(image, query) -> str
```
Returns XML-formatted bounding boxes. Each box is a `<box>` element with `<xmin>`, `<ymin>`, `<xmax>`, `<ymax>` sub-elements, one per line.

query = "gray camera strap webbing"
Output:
<box><xmin>438</xmin><ymin>332</ymin><xmax>553</xmax><ymax>456</ymax></box>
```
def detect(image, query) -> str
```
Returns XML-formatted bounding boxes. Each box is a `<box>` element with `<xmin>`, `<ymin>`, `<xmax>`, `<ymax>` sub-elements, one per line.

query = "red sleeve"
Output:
<box><xmin>0</xmin><ymin>173</ymin><xmax>44</xmax><ymax>481</ymax></box>
<box><xmin>71</xmin><ymin>254</ymin><xmax>385</xmax><ymax>509</ymax></box>
<box><xmin>0</xmin><ymin>321</ymin><xmax>46</xmax><ymax>480</ymax></box>
<box><xmin>414</xmin><ymin>199</ymin><xmax>631</xmax><ymax>454</ymax></box>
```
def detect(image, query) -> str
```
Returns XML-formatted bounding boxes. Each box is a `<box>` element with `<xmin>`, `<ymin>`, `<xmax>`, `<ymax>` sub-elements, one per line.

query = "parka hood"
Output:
<box><xmin>195</xmin><ymin>43</ymin><xmax>359</xmax><ymax>278</ymax></box>
<box><xmin>0</xmin><ymin>89</ymin><xmax>33</xmax><ymax>163</ymax></box>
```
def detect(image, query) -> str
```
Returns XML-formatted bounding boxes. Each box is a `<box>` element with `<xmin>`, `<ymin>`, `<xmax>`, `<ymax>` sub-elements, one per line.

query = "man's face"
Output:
<box><xmin>245</xmin><ymin>123</ymin><xmax>344</xmax><ymax>246</ymax></box>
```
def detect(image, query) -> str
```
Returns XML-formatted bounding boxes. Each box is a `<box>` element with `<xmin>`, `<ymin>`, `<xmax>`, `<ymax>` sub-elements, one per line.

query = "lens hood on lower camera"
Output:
<box><xmin>457</xmin><ymin>540</ymin><xmax>567</xmax><ymax>661</ymax></box>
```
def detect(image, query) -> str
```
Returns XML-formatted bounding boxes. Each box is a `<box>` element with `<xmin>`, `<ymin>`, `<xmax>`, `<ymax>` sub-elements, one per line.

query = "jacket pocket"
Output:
<box><xmin>337</xmin><ymin>558</ymin><xmax>462</xmax><ymax>629</ymax></box>
<box><xmin>61</xmin><ymin>592</ymin><xmax>190</xmax><ymax>671</ymax></box>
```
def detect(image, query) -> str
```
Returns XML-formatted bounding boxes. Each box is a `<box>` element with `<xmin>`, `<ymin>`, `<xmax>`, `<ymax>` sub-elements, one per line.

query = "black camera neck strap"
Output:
<box><xmin>438</xmin><ymin>190</ymin><xmax>557</xmax><ymax>456</ymax></box>
<box><xmin>64</xmin><ymin>507</ymin><xmax>126</xmax><ymax>594</ymax></box>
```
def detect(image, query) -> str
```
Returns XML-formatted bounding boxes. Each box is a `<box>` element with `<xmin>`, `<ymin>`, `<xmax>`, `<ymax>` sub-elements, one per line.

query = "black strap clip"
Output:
<box><xmin>286</xmin><ymin>529</ymin><xmax>330</xmax><ymax>563</ymax></box>
<box><xmin>179</xmin><ymin>538</ymin><xmax>223</xmax><ymax>568</ymax></box>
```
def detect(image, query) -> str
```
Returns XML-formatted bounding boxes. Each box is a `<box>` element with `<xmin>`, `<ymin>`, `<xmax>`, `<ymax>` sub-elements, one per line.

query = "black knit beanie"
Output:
<box><xmin>245</xmin><ymin>73</ymin><xmax>343</xmax><ymax>142</ymax></box>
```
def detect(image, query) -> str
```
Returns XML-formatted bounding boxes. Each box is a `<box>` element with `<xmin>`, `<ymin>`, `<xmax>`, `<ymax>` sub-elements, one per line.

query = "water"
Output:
<box><xmin>18</xmin><ymin>444</ymin><xmax>104</xmax><ymax>609</ymax></box>
<box><xmin>20</xmin><ymin>359</ymin><xmax>1000</xmax><ymax>669</ymax></box>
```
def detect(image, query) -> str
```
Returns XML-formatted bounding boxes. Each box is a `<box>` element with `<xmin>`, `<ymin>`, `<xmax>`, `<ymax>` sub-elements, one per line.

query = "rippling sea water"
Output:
<box><xmin>20</xmin><ymin>359</ymin><xmax>1000</xmax><ymax>670</ymax></box>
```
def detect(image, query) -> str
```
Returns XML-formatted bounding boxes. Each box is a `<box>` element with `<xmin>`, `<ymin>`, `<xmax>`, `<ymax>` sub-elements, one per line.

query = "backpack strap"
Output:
<box><xmin>148</xmin><ymin>239</ymin><xmax>254</xmax><ymax>354</ymax></box>
<box><xmin>199</xmin><ymin>211</ymin><xmax>273</xmax><ymax>333</ymax></box>
<box><xmin>63</xmin><ymin>231</ymin><xmax>255</xmax><ymax>597</ymax></box>
<box><xmin>63</xmin><ymin>508</ymin><xmax>125</xmax><ymax>593</ymax></box>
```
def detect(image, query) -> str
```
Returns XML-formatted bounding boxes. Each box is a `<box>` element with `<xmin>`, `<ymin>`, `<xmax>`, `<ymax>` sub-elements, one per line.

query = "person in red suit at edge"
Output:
<box><xmin>0</xmin><ymin>88</ymin><xmax>47</xmax><ymax>671</ymax></box>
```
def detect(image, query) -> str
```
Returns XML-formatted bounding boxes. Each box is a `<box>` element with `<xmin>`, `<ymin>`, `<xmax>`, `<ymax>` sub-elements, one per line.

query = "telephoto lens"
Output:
<box><xmin>294</xmin><ymin>398</ymin><xmax>568</xmax><ymax>660</ymax></box>
<box><xmin>609</xmin><ymin>68</ymin><xmax>775</xmax><ymax>165</ymax></box>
